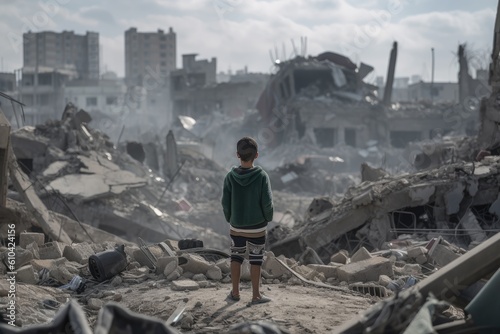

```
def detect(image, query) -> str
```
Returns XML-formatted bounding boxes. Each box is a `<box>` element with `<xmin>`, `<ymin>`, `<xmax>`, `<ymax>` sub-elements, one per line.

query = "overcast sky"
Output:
<box><xmin>0</xmin><ymin>0</ymin><xmax>497</xmax><ymax>83</ymax></box>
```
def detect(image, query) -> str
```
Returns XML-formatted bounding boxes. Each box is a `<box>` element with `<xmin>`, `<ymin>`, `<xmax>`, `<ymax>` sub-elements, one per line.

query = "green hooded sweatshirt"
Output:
<box><xmin>221</xmin><ymin>165</ymin><xmax>273</xmax><ymax>227</ymax></box>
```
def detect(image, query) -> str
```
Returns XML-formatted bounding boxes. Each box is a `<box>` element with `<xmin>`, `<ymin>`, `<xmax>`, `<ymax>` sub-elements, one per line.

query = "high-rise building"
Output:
<box><xmin>125</xmin><ymin>27</ymin><xmax>176</xmax><ymax>85</ymax></box>
<box><xmin>23</xmin><ymin>30</ymin><xmax>99</xmax><ymax>80</ymax></box>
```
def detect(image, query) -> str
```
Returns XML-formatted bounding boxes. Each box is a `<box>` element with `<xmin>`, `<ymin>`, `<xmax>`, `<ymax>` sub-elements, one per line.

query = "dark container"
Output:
<box><xmin>88</xmin><ymin>244</ymin><xmax>127</xmax><ymax>282</ymax></box>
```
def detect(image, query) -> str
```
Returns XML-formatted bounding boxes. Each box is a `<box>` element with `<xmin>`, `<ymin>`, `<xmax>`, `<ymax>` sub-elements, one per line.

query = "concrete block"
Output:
<box><xmin>87</xmin><ymin>298</ymin><xmax>103</xmax><ymax>310</ymax></box>
<box><xmin>49</xmin><ymin>266</ymin><xmax>74</xmax><ymax>284</ymax></box>
<box><xmin>63</xmin><ymin>243</ymin><xmax>95</xmax><ymax>264</ymax></box>
<box><xmin>16</xmin><ymin>265</ymin><xmax>37</xmax><ymax>284</ymax></box>
<box><xmin>15</xmin><ymin>247</ymin><xmax>33</xmax><ymax>269</ymax></box>
<box><xmin>39</xmin><ymin>242</ymin><xmax>63</xmax><ymax>260</ymax></box>
<box><xmin>25</xmin><ymin>242</ymin><xmax>40</xmax><ymax>260</ymax></box>
<box><xmin>337</xmin><ymin>257</ymin><xmax>393</xmax><ymax>283</ymax></box>
<box><xmin>132</xmin><ymin>249</ymin><xmax>155</xmax><ymax>269</ymax></box>
<box><xmin>299</xmin><ymin>247</ymin><xmax>324</xmax><ymax>265</ymax></box>
<box><xmin>167</xmin><ymin>268</ymin><xmax>182</xmax><ymax>281</ymax></box>
<box><xmin>350</xmin><ymin>247</ymin><xmax>372</xmax><ymax>263</ymax></box>
<box><xmin>178</xmin><ymin>253</ymin><xmax>210</xmax><ymax>274</ymax></box>
<box><xmin>330</xmin><ymin>251</ymin><xmax>348</xmax><ymax>264</ymax></box>
<box><xmin>307</xmin><ymin>264</ymin><xmax>339</xmax><ymax>279</ymax></box>
<box><xmin>215</xmin><ymin>258</ymin><xmax>230</xmax><ymax>274</ymax></box>
<box><xmin>378</xmin><ymin>274</ymin><xmax>392</xmax><ymax>287</ymax></box>
<box><xmin>415</xmin><ymin>254</ymin><xmax>428</xmax><ymax>265</ymax></box>
<box><xmin>156</xmin><ymin>256</ymin><xmax>178</xmax><ymax>275</ymax></box>
<box><xmin>164</xmin><ymin>260</ymin><xmax>179</xmax><ymax>278</ymax></box>
<box><xmin>352</xmin><ymin>190</ymin><xmax>373</xmax><ymax>207</ymax></box>
<box><xmin>206</xmin><ymin>265</ymin><xmax>222</xmax><ymax>280</ymax></box>
<box><xmin>262</xmin><ymin>256</ymin><xmax>288</xmax><ymax>278</ymax></box>
<box><xmin>171</xmin><ymin>279</ymin><xmax>200</xmax><ymax>291</ymax></box>
<box><xmin>407</xmin><ymin>246</ymin><xmax>428</xmax><ymax>259</ymax></box>
<box><xmin>429</xmin><ymin>244</ymin><xmax>460</xmax><ymax>267</ymax></box>
<box><xmin>401</xmin><ymin>263</ymin><xmax>421</xmax><ymax>275</ymax></box>
<box><xmin>192</xmin><ymin>274</ymin><xmax>207</xmax><ymax>281</ymax></box>
<box><xmin>19</xmin><ymin>232</ymin><xmax>45</xmax><ymax>249</ymax></box>
<box><xmin>30</xmin><ymin>258</ymin><xmax>68</xmax><ymax>272</ymax></box>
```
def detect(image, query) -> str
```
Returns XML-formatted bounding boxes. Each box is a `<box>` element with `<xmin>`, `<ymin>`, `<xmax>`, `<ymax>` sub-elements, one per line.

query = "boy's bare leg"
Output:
<box><xmin>250</xmin><ymin>264</ymin><xmax>261</xmax><ymax>299</ymax></box>
<box><xmin>231</xmin><ymin>261</ymin><xmax>241</xmax><ymax>296</ymax></box>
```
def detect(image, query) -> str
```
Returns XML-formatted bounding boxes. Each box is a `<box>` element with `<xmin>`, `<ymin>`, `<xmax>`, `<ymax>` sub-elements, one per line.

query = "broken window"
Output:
<box><xmin>106</xmin><ymin>96</ymin><xmax>117</xmax><ymax>105</ymax></box>
<box><xmin>390</xmin><ymin>131</ymin><xmax>421</xmax><ymax>148</ymax></box>
<box><xmin>314</xmin><ymin>128</ymin><xmax>337</xmax><ymax>148</ymax></box>
<box><xmin>345</xmin><ymin>128</ymin><xmax>356</xmax><ymax>147</ymax></box>
<box><xmin>86</xmin><ymin>97</ymin><xmax>97</xmax><ymax>107</ymax></box>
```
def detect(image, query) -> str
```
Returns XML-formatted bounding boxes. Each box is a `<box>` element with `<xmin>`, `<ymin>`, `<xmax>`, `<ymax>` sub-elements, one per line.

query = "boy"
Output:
<box><xmin>221</xmin><ymin>137</ymin><xmax>274</xmax><ymax>304</ymax></box>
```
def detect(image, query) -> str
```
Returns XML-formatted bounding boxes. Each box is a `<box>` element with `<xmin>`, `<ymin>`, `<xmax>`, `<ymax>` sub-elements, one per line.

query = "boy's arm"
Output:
<box><xmin>261</xmin><ymin>173</ymin><xmax>274</xmax><ymax>222</ymax></box>
<box><xmin>221</xmin><ymin>175</ymin><xmax>231</xmax><ymax>222</ymax></box>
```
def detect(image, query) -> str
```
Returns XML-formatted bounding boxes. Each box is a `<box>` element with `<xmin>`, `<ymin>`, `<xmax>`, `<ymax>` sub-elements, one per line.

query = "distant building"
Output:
<box><xmin>63</xmin><ymin>74</ymin><xmax>127</xmax><ymax>114</ymax></box>
<box><xmin>0</xmin><ymin>72</ymin><xmax>16</xmax><ymax>93</ymax></box>
<box><xmin>408</xmin><ymin>82</ymin><xmax>459</xmax><ymax>103</ymax></box>
<box><xmin>124</xmin><ymin>27</ymin><xmax>176</xmax><ymax>86</ymax></box>
<box><xmin>23</xmin><ymin>30</ymin><xmax>99</xmax><ymax>80</ymax></box>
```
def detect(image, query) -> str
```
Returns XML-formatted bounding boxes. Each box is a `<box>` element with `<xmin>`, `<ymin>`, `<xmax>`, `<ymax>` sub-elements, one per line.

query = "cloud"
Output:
<box><xmin>0</xmin><ymin>0</ymin><xmax>496</xmax><ymax>83</ymax></box>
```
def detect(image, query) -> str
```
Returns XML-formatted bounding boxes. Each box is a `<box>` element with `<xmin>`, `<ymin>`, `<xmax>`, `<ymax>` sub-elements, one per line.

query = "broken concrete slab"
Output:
<box><xmin>156</xmin><ymin>256</ymin><xmax>178</xmax><ymax>275</ymax></box>
<box><xmin>350</xmin><ymin>247</ymin><xmax>372</xmax><ymax>263</ymax></box>
<box><xmin>206</xmin><ymin>265</ymin><xmax>222</xmax><ymax>280</ymax></box>
<box><xmin>25</xmin><ymin>242</ymin><xmax>40</xmax><ymax>260</ymax></box>
<box><xmin>361</xmin><ymin>163</ymin><xmax>388</xmax><ymax>182</ymax></box>
<box><xmin>9</xmin><ymin>147</ymin><xmax>72</xmax><ymax>244</ymax></box>
<box><xmin>352</xmin><ymin>190</ymin><xmax>373</xmax><ymax>207</ymax></box>
<box><xmin>19</xmin><ymin>232</ymin><xmax>45</xmax><ymax>249</ymax></box>
<box><xmin>429</xmin><ymin>243</ymin><xmax>460</xmax><ymax>267</ymax></box>
<box><xmin>444</xmin><ymin>182</ymin><xmax>465</xmax><ymax>215</ymax></box>
<box><xmin>39</xmin><ymin>242</ymin><xmax>64</xmax><ymax>260</ymax></box>
<box><xmin>171</xmin><ymin>279</ymin><xmax>200</xmax><ymax>291</ymax></box>
<box><xmin>42</xmin><ymin>161</ymin><xmax>69</xmax><ymax>178</ymax></box>
<box><xmin>15</xmin><ymin>247</ymin><xmax>34</xmax><ymax>269</ymax></box>
<box><xmin>178</xmin><ymin>253</ymin><xmax>211</xmax><ymax>275</ymax></box>
<box><xmin>407</xmin><ymin>246</ymin><xmax>428</xmax><ymax>259</ymax></box>
<box><xmin>63</xmin><ymin>242</ymin><xmax>95</xmax><ymax>264</ymax></box>
<box><xmin>307</xmin><ymin>264</ymin><xmax>339</xmax><ymax>279</ymax></box>
<box><xmin>337</xmin><ymin>257</ymin><xmax>393</xmax><ymax>283</ymax></box>
<box><xmin>408</xmin><ymin>185</ymin><xmax>435</xmax><ymax>205</ymax></box>
<box><xmin>330</xmin><ymin>251</ymin><xmax>348</xmax><ymax>264</ymax></box>
<box><xmin>16</xmin><ymin>265</ymin><xmax>37</xmax><ymax>284</ymax></box>
<box><xmin>461</xmin><ymin>209</ymin><xmax>487</xmax><ymax>244</ymax></box>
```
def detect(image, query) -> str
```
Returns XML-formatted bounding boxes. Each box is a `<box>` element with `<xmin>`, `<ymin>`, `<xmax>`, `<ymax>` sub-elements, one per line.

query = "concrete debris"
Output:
<box><xmin>350</xmin><ymin>247</ymin><xmax>372</xmax><ymax>263</ymax></box>
<box><xmin>19</xmin><ymin>232</ymin><xmax>45</xmax><ymax>249</ymax></box>
<box><xmin>337</xmin><ymin>257</ymin><xmax>393</xmax><ymax>283</ymax></box>
<box><xmin>171</xmin><ymin>279</ymin><xmax>200</xmax><ymax>291</ymax></box>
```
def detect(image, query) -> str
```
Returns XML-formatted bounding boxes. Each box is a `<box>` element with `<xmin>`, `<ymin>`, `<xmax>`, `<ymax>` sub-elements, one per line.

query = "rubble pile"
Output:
<box><xmin>269</xmin><ymin>156</ymin><xmax>500</xmax><ymax>263</ymax></box>
<box><xmin>9</xmin><ymin>104</ymin><xmax>227</xmax><ymax>248</ymax></box>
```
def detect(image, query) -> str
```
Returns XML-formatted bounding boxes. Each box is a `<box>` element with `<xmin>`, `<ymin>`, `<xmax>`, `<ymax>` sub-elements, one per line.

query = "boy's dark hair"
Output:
<box><xmin>237</xmin><ymin>137</ymin><xmax>258</xmax><ymax>162</ymax></box>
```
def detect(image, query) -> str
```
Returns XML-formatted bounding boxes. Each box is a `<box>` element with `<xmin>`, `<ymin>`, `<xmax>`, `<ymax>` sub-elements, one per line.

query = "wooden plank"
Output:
<box><xmin>8</xmin><ymin>146</ymin><xmax>72</xmax><ymax>244</ymax></box>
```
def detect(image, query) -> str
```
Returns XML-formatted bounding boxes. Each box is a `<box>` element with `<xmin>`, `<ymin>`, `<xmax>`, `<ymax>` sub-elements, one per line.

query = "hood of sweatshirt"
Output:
<box><xmin>229</xmin><ymin>165</ymin><xmax>263</xmax><ymax>187</ymax></box>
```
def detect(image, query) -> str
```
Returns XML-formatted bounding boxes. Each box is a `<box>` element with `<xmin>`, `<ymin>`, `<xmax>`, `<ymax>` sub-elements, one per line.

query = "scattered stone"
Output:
<box><xmin>350</xmin><ymin>247</ymin><xmax>372</xmax><ymax>263</ymax></box>
<box><xmin>63</xmin><ymin>242</ymin><xmax>94</xmax><ymax>264</ymax></box>
<box><xmin>87</xmin><ymin>298</ymin><xmax>103</xmax><ymax>310</ymax></box>
<box><xmin>178</xmin><ymin>253</ymin><xmax>211</xmax><ymax>274</ymax></box>
<box><xmin>167</xmin><ymin>268</ymin><xmax>182</xmax><ymax>281</ymax></box>
<box><xmin>307</xmin><ymin>264</ymin><xmax>339</xmax><ymax>279</ymax></box>
<box><xmin>39</xmin><ymin>242</ymin><xmax>63</xmax><ymax>260</ymax></box>
<box><xmin>337</xmin><ymin>257</ymin><xmax>393</xmax><ymax>283</ymax></box>
<box><xmin>415</xmin><ymin>254</ymin><xmax>428</xmax><ymax>265</ymax></box>
<box><xmin>221</xmin><ymin>276</ymin><xmax>231</xmax><ymax>284</ymax></box>
<box><xmin>171</xmin><ymin>279</ymin><xmax>200</xmax><ymax>291</ymax></box>
<box><xmin>157</xmin><ymin>256</ymin><xmax>178</xmax><ymax>275</ymax></box>
<box><xmin>400</xmin><ymin>263</ymin><xmax>421</xmax><ymax>275</ymax></box>
<box><xmin>192</xmin><ymin>274</ymin><xmax>207</xmax><ymax>281</ymax></box>
<box><xmin>206</xmin><ymin>265</ymin><xmax>222</xmax><ymax>280</ymax></box>
<box><xmin>180</xmin><ymin>312</ymin><xmax>194</xmax><ymax>330</ymax></box>
<box><xmin>407</xmin><ymin>246</ymin><xmax>428</xmax><ymax>259</ymax></box>
<box><xmin>16</xmin><ymin>265</ymin><xmax>38</xmax><ymax>284</ymax></box>
<box><xmin>262</xmin><ymin>256</ymin><xmax>288</xmax><ymax>278</ymax></box>
<box><xmin>215</xmin><ymin>258</ymin><xmax>230</xmax><ymax>274</ymax></box>
<box><xmin>113</xmin><ymin>294</ymin><xmax>122</xmax><ymax>302</ymax></box>
<box><xmin>111</xmin><ymin>276</ymin><xmax>123</xmax><ymax>287</ymax></box>
<box><xmin>15</xmin><ymin>247</ymin><xmax>34</xmax><ymax>269</ymax></box>
<box><xmin>25</xmin><ymin>242</ymin><xmax>40</xmax><ymax>260</ymax></box>
<box><xmin>19</xmin><ymin>232</ymin><xmax>45</xmax><ymax>249</ymax></box>
<box><xmin>378</xmin><ymin>275</ymin><xmax>392</xmax><ymax>287</ymax></box>
<box><xmin>429</xmin><ymin>244</ymin><xmax>460</xmax><ymax>267</ymax></box>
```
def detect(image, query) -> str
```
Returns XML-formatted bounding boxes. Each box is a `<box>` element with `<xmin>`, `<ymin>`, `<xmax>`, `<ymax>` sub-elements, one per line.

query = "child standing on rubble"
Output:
<box><xmin>221</xmin><ymin>137</ymin><xmax>274</xmax><ymax>304</ymax></box>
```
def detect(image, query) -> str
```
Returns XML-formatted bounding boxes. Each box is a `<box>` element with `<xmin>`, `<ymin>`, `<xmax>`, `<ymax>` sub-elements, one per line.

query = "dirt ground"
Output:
<box><xmin>13</xmin><ymin>279</ymin><xmax>375</xmax><ymax>333</ymax></box>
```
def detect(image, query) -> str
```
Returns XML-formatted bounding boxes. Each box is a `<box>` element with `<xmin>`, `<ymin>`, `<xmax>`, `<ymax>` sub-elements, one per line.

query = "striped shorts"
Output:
<box><xmin>230</xmin><ymin>234</ymin><xmax>266</xmax><ymax>266</ymax></box>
